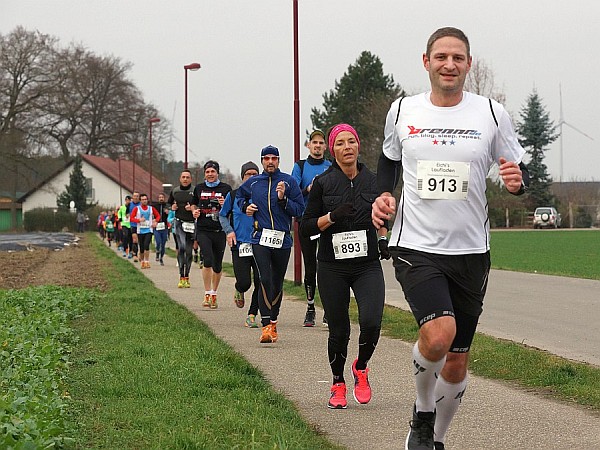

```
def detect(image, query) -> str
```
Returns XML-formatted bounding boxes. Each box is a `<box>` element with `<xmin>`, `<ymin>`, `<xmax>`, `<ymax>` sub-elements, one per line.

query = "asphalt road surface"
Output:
<box><xmin>0</xmin><ymin>232</ymin><xmax>79</xmax><ymax>251</ymax></box>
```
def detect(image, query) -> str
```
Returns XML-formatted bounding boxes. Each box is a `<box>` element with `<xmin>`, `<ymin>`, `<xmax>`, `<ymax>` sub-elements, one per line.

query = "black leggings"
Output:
<box><xmin>252</xmin><ymin>245</ymin><xmax>291</xmax><ymax>327</ymax></box>
<box><xmin>174</xmin><ymin>220</ymin><xmax>195</xmax><ymax>277</ymax></box>
<box><xmin>138</xmin><ymin>233</ymin><xmax>153</xmax><ymax>252</ymax></box>
<box><xmin>232</xmin><ymin>247</ymin><xmax>260</xmax><ymax>316</ymax></box>
<box><xmin>121</xmin><ymin>227</ymin><xmax>131</xmax><ymax>252</ymax></box>
<box><xmin>298</xmin><ymin>229</ymin><xmax>318</xmax><ymax>299</ymax></box>
<box><xmin>196</xmin><ymin>231</ymin><xmax>226</xmax><ymax>273</ymax></box>
<box><xmin>317</xmin><ymin>259</ymin><xmax>385</xmax><ymax>382</ymax></box>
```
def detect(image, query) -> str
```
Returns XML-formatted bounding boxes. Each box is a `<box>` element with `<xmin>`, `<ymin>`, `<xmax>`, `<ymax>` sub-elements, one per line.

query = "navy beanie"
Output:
<box><xmin>260</xmin><ymin>145</ymin><xmax>280</xmax><ymax>158</ymax></box>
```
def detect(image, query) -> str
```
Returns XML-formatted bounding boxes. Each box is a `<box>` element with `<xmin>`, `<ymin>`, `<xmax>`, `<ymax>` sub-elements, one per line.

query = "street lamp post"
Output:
<box><xmin>148</xmin><ymin>118</ymin><xmax>161</xmax><ymax>201</ymax></box>
<box><xmin>184</xmin><ymin>62</ymin><xmax>201</xmax><ymax>170</ymax></box>
<box><xmin>292</xmin><ymin>0</ymin><xmax>302</xmax><ymax>285</ymax></box>
<box><xmin>118</xmin><ymin>158</ymin><xmax>123</xmax><ymax>204</ymax></box>
<box><xmin>132</xmin><ymin>143</ymin><xmax>142</xmax><ymax>191</ymax></box>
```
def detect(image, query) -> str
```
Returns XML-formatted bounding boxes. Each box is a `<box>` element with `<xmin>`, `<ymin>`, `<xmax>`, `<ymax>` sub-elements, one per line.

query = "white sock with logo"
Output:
<box><xmin>434</xmin><ymin>374</ymin><xmax>467</xmax><ymax>444</ymax></box>
<box><xmin>412</xmin><ymin>342</ymin><xmax>446</xmax><ymax>412</ymax></box>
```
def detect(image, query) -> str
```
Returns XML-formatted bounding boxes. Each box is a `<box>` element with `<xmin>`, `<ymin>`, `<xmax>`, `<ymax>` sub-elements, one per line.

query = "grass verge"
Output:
<box><xmin>67</xmin><ymin>237</ymin><xmax>338</xmax><ymax>449</ymax></box>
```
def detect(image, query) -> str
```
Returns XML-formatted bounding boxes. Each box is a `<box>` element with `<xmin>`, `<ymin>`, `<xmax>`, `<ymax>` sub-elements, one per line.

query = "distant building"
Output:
<box><xmin>0</xmin><ymin>191</ymin><xmax>26</xmax><ymax>231</ymax></box>
<box><xmin>18</xmin><ymin>154</ymin><xmax>165</xmax><ymax>214</ymax></box>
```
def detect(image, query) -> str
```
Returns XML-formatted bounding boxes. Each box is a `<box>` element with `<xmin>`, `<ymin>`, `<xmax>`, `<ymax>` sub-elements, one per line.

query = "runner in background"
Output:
<box><xmin>219</xmin><ymin>161</ymin><xmax>261</xmax><ymax>327</ymax></box>
<box><xmin>168</xmin><ymin>170</ymin><xmax>196</xmax><ymax>288</ymax></box>
<box><xmin>118</xmin><ymin>195</ymin><xmax>132</xmax><ymax>258</ymax></box>
<box><xmin>152</xmin><ymin>192</ymin><xmax>170</xmax><ymax>266</ymax></box>
<box><xmin>192</xmin><ymin>160</ymin><xmax>232</xmax><ymax>309</ymax></box>
<box><xmin>129</xmin><ymin>191</ymin><xmax>141</xmax><ymax>262</ymax></box>
<box><xmin>130</xmin><ymin>193</ymin><xmax>160</xmax><ymax>269</ymax></box>
<box><xmin>292</xmin><ymin>129</ymin><xmax>332</xmax><ymax>327</ymax></box>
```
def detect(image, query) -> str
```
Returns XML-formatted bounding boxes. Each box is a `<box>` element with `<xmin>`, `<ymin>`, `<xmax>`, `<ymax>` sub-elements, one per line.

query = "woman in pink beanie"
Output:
<box><xmin>300</xmin><ymin>123</ymin><xmax>390</xmax><ymax>409</ymax></box>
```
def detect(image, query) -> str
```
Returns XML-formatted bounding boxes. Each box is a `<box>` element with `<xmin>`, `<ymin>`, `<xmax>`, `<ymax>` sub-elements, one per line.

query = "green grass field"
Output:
<box><xmin>490</xmin><ymin>229</ymin><xmax>600</xmax><ymax>279</ymax></box>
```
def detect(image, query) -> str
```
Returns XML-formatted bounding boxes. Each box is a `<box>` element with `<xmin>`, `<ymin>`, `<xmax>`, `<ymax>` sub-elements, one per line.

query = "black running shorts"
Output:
<box><xmin>390</xmin><ymin>247</ymin><xmax>490</xmax><ymax>353</ymax></box>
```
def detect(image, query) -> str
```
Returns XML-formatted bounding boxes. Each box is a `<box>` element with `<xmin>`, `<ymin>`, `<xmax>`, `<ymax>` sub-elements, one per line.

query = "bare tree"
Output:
<box><xmin>35</xmin><ymin>43</ymin><xmax>92</xmax><ymax>160</ymax></box>
<box><xmin>32</xmin><ymin>42</ymin><xmax>173</xmax><ymax>166</ymax></box>
<box><xmin>1</xmin><ymin>27</ymin><xmax>173</xmax><ymax>205</ymax></box>
<box><xmin>0</xmin><ymin>27</ymin><xmax>61</xmax><ymax>228</ymax></box>
<box><xmin>0</xmin><ymin>27</ymin><xmax>58</xmax><ymax>145</ymax></box>
<box><xmin>78</xmin><ymin>53</ymin><xmax>144</xmax><ymax>156</ymax></box>
<box><xmin>465</xmin><ymin>56</ymin><xmax>506</xmax><ymax>105</ymax></box>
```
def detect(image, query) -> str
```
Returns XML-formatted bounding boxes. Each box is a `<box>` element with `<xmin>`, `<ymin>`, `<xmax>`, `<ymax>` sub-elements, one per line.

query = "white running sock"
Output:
<box><xmin>412</xmin><ymin>342</ymin><xmax>446</xmax><ymax>412</ymax></box>
<box><xmin>434</xmin><ymin>374</ymin><xmax>468</xmax><ymax>444</ymax></box>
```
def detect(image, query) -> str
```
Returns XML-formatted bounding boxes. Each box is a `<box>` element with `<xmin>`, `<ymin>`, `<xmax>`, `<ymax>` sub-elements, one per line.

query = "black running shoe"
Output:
<box><xmin>434</xmin><ymin>442</ymin><xmax>445</xmax><ymax>450</ymax></box>
<box><xmin>303</xmin><ymin>309</ymin><xmax>316</xmax><ymax>327</ymax></box>
<box><xmin>405</xmin><ymin>404</ymin><xmax>435</xmax><ymax>449</ymax></box>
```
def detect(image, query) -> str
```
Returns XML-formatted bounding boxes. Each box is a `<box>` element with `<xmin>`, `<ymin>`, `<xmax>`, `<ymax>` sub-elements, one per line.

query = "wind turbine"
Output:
<box><xmin>558</xmin><ymin>84</ymin><xmax>594</xmax><ymax>182</ymax></box>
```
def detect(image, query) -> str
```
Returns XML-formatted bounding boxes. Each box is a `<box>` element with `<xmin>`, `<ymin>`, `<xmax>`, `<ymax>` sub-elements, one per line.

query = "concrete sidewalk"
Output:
<box><xmin>121</xmin><ymin>249</ymin><xmax>599</xmax><ymax>449</ymax></box>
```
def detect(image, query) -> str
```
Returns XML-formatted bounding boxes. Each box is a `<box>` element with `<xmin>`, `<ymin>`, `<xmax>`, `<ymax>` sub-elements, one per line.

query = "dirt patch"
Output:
<box><xmin>0</xmin><ymin>236</ymin><xmax>107</xmax><ymax>290</ymax></box>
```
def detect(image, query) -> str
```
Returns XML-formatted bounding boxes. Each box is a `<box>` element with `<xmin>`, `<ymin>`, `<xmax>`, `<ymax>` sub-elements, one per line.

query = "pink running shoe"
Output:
<box><xmin>328</xmin><ymin>383</ymin><xmax>347</xmax><ymax>409</ymax></box>
<box><xmin>352</xmin><ymin>359</ymin><xmax>371</xmax><ymax>404</ymax></box>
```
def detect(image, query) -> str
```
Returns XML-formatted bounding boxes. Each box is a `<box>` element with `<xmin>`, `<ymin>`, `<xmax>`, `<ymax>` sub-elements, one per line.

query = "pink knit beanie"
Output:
<box><xmin>328</xmin><ymin>123</ymin><xmax>360</xmax><ymax>157</ymax></box>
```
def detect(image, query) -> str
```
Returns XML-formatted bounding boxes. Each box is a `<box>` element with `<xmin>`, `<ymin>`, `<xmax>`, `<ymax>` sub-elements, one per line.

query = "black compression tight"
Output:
<box><xmin>317</xmin><ymin>259</ymin><xmax>385</xmax><ymax>382</ymax></box>
<box><xmin>252</xmin><ymin>245</ymin><xmax>291</xmax><ymax>327</ymax></box>
<box><xmin>174</xmin><ymin>221</ymin><xmax>194</xmax><ymax>277</ymax></box>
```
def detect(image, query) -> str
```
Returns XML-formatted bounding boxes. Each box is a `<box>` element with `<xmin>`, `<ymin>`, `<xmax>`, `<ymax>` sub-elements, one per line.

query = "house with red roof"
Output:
<box><xmin>19</xmin><ymin>154</ymin><xmax>166</xmax><ymax>214</ymax></box>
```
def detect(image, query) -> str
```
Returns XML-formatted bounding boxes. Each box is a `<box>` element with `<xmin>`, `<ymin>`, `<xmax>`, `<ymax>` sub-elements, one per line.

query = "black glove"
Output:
<box><xmin>329</xmin><ymin>202</ymin><xmax>355</xmax><ymax>223</ymax></box>
<box><xmin>378</xmin><ymin>238</ymin><xmax>391</xmax><ymax>260</ymax></box>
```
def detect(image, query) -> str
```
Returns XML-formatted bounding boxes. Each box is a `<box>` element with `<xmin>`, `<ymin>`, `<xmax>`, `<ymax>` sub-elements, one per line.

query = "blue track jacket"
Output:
<box><xmin>219</xmin><ymin>191</ymin><xmax>254</xmax><ymax>246</ymax></box>
<box><xmin>235</xmin><ymin>169</ymin><xmax>304</xmax><ymax>249</ymax></box>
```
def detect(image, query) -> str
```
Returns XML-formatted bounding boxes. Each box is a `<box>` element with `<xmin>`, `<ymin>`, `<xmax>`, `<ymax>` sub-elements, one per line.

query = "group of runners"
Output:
<box><xmin>102</xmin><ymin>27</ymin><xmax>530</xmax><ymax>450</ymax></box>
<box><xmin>98</xmin><ymin>191</ymin><xmax>171</xmax><ymax>268</ymax></box>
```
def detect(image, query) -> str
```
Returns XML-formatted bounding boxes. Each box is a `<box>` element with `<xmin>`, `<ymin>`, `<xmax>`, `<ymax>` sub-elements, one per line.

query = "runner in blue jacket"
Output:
<box><xmin>219</xmin><ymin>161</ymin><xmax>261</xmax><ymax>328</ymax></box>
<box><xmin>235</xmin><ymin>145</ymin><xmax>304</xmax><ymax>343</ymax></box>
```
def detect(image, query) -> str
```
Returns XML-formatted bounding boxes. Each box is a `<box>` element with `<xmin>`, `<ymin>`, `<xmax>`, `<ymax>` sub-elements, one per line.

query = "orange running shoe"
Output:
<box><xmin>259</xmin><ymin>323</ymin><xmax>278</xmax><ymax>343</ymax></box>
<box><xmin>210</xmin><ymin>293</ymin><xmax>218</xmax><ymax>309</ymax></box>
<box><xmin>202</xmin><ymin>294</ymin><xmax>211</xmax><ymax>307</ymax></box>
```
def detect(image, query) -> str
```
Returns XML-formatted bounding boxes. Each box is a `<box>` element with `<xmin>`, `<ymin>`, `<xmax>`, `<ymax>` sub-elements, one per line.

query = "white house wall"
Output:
<box><xmin>22</xmin><ymin>161</ymin><xmax>125</xmax><ymax>214</ymax></box>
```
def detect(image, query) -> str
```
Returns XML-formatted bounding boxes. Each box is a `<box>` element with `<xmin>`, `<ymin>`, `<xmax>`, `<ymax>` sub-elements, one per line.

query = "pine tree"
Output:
<box><xmin>516</xmin><ymin>89</ymin><xmax>558</xmax><ymax>209</ymax></box>
<box><xmin>310</xmin><ymin>51</ymin><xmax>404</xmax><ymax>169</ymax></box>
<box><xmin>57</xmin><ymin>155</ymin><xmax>94</xmax><ymax>211</ymax></box>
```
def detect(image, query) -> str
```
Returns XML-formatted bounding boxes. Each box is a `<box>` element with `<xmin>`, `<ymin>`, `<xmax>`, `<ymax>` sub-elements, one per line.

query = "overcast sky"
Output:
<box><xmin>3</xmin><ymin>1</ymin><xmax>599</xmax><ymax>182</ymax></box>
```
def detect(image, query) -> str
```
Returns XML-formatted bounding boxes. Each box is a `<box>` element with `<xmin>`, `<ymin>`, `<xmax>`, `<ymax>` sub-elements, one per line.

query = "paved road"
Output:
<box><xmin>279</xmin><ymin>250</ymin><xmax>600</xmax><ymax>367</ymax></box>
<box><xmin>123</xmin><ymin>246</ymin><xmax>599</xmax><ymax>449</ymax></box>
<box><xmin>0</xmin><ymin>232</ymin><xmax>79</xmax><ymax>251</ymax></box>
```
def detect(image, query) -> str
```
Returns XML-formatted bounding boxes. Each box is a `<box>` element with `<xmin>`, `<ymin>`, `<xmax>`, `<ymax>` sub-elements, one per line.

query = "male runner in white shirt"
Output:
<box><xmin>372</xmin><ymin>27</ymin><xmax>529</xmax><ymax>450</ymax></box>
